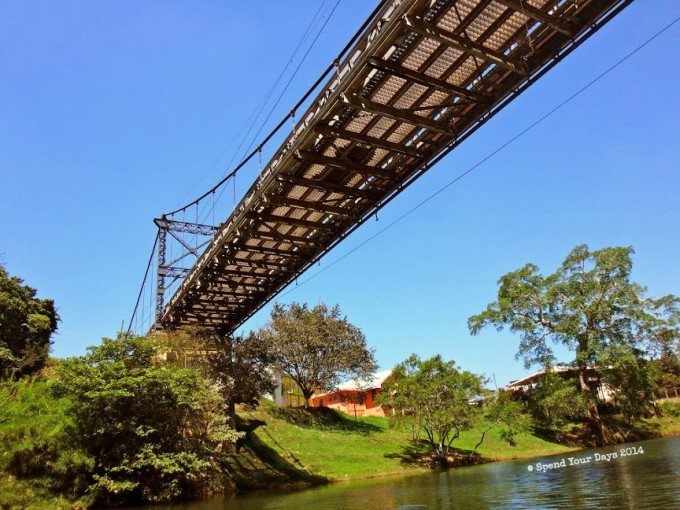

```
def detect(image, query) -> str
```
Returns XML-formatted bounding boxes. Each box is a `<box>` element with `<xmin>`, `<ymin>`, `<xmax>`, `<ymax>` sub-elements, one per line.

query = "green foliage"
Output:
<box><xmin>0</xmin><ymin>264</ymin><xmax>59</xmax><ymax>379</ymax></box>
<box><xmin>156</xmin><ymin>327</ymin><xmax>277</xmax><ymax>430</ymax></box>
<box><xmin>260</xmin><ymin>302</ymin><xmax>377</xmax><ymax>405</ymax></box>
<box><xmin>0</xmin><ymin>378</ymin><xmax>92</xmax><ymax>507</ymax></box>
<box><xmin>379</xmin><ymin>354</ymin><xmax>485</xmax><ymax>463</ymax></box>
<box><xmin>465</xmin><ymin>391</ymin><xmax>532</xmax><ymax>462</ymax></box>
<box><xmin>600</xmin><ymin>345</ymin><xmax>654</xmax><ymax>424</ymax></box>
<box><xmin>659</xmin><ymin>401</ymin><xmax>680</xmax><ymax>418</ymax></box>
<box><xmin>528</xmin><ymin>368</ymin><xmax>586</xmax><ymax>427</ymax></box>
<box><xmin>469</xmin><ymin>244</ymin><xmax>680</xmax><ymax>444</ymax></box>
<box><xmin>207</xmin><ymin>332</ymin><xmax>277</xmax><ymax>424</ymax></box>
<box><xmin>482</xmin><ymin>392</ymin><xmax>531</xmax><ymax>447</ymax></box>
<box><xmin>648</xmin><ymin>351</ymin><xmax>680</xmax><ymax>389</ymax></box>
<box><xmin>51</xmin><ymin>334</ymin><xmax>242</xmax><ymax>506</ymax></box>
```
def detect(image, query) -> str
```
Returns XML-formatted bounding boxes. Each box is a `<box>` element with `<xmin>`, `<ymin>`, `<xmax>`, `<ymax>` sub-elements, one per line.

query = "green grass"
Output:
<box><xmin>0</xmin><ymin>378</ymin><xmax>90</xmax><ymax>509</ymax></box>
<box><xmin>231</xmin><ymin>402</ymin><xmax>680</xmax><ymax>488</ymax></box>
<box><xmin>0</xmin><ymin>477</ymin><xmax>84</xmax><ymax>510</ymax></box>
<box><xmin>2</xmin><ymin>383</ymin><xmax>679</xmax><ymax>505</ymax></box>
<box><xmin>229</xmin><ymin>402</ymin><xmax>579</xmax><ymax>487</ymax></box>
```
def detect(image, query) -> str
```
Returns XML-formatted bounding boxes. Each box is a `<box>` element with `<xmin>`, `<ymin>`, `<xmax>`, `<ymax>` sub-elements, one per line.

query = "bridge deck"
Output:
<box><xmin>160</xmin><ymin>0</ymin><xmax>631</xmax><ymax>331</ymax></box>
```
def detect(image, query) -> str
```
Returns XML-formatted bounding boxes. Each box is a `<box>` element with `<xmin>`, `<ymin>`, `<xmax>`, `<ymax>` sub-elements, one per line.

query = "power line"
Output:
<box><xmin>275</xmin><ymin>14</ymin><xmax>680</xmax><ymax>300</ymax></box>
<box><xmin>163</xmin><ymin>0</ymin><xmax>391</xmax><ymax>217</ymax></box>
<box><xmin>175</xmin><ymin>2</ymin><xmax>331</xmax><ymax>206</ymax></box>
<box><xmin>239</xmin><ymin>0</ymin><xmax>342</xmax><ymax>162</ymax></box>
<box><xmin>202</xmin><ymin>0</ymin><xmax>342</xmax><ymax>226</ymax></box>
<box><xmin>231</xmin><ymin>0</ymin><xmax>333</xmax><ymax>170</ymax></box>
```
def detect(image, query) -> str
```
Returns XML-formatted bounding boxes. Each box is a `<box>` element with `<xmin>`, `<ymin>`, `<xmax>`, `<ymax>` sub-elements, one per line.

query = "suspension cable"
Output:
<box><xmin>163</xmin><ymin>0</ymin><xmax>391</xmax><ymax>217</ymax></box>
<box><xmin>127</xmin><ymin>232</ymin><xmax>159</xmax><ymax>334</ymax></box>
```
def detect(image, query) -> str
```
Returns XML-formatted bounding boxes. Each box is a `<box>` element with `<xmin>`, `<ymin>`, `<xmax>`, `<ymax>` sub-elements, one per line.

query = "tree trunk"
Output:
<box><xmin>577</xmin><ymin>367</ymin><xmax>607</xmax><ymax>446</ymax></box>
<box><xmin>225</xmin><ymin>400</ymin><xmax>239</xmax><ymax>453</ymax></box>
<box><xmin>302</xmin><ymin>388</ymin><xmax>314</xmax><ymax>408</ymax></box>
<box><xmin>226</xmin><ymin>400</ymin><xmax>237</xmax><ymax>430</ymax></box>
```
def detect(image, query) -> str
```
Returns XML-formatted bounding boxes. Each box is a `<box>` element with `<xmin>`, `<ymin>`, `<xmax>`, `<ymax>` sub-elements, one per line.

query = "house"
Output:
<box><xmin>310</xmin><ymin>370</ymin><xmax>393</xmax><ymax>417</ymax></box>
<box><xmin>267</xmin><ymin>373</ymin><xmax>309</xmax><ymax>408</ymax></box>
<box><xmin>508</xmin><ymin>365</ymin><xmax>615</xmax><ymax>403</ymax></box>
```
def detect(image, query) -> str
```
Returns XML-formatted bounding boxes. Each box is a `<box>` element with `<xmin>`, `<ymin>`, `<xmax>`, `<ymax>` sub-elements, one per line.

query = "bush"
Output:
<box><xmin>659</xmin><ymin>401</ymin><xmax>680</xmax><ymax>418</ymax></box>
<box><xmin>527</xmin><ymin>370</ymin><xmax>586</xmax><ymax>427</ymax></box>
<box><xmin>51</xmin><ymin>335</ymin><xmax>243</xmax><ymax>506</ymax></box>
<box><xmin>0</xmin><ymin>378</ymin><xmax>92</xmax><ymax>506</ymax></box>
<box><xmin>0</xmin><ymin>264</ymin><xmax>59</xmax><ymax>379</ymax></box>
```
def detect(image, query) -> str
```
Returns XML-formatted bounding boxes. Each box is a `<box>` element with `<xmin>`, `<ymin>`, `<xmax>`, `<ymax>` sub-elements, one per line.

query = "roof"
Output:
<box><xmin>508</xmin><ymin>366</ymin><xmax>575</xmax><ymax>388</ymax></box>
<box><xmin>333</xmin><ymin>369</ymin><xmax>393</xmax><ymax>392</ymax></box>
<box><xmin>508</xmin><ymin>365</ymin><xmax>607</xmax><ymax>388</ymax></box>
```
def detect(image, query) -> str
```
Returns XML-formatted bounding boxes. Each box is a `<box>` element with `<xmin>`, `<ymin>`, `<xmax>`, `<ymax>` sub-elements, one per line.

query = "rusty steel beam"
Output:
<box><xmin>295</xmin><ymin>150</ymin><xmax>400</xmax><ymax>181</ymax></box>
<box><xmin>367</xmin><ymin>56</ymin><xmax>490</xmax><ymax>103</ymax></box>
<box><xmin>403</xmin><ymin>15</ymin><xmax>527</xmax><ymax>75</ymax></box>
<box><xmin>314</xmin><ymin>123</ymin><xmax>427</xmax><ymax>158</ymax></box>
<box><xmin>494</xmin><ymin>0</ymin><xmax>573</xmax><ymax>36</ymax></box>
<box><xmin>342</xmin><ymin>93</ymin><xmax>458</xmax><ymax>137</ymax></box>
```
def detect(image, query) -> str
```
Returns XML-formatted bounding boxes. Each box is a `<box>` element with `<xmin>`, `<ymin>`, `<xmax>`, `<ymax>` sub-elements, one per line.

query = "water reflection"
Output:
<box><xmin>149</xmin><ymin>437</ymin><xmax>680</xmax><ymax>510</ymax></box>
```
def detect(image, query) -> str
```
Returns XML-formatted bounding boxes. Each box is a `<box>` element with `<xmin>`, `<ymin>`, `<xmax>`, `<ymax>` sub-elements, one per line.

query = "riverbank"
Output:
<box><xmin>2</xmin><ymin>395</ymin><xmax>679</xmax><ymax>508</ymax></box>
<box><xmin>225</xmin><ymin>401</ymin><xmax>680</xmax><ymax>490</ymax></box>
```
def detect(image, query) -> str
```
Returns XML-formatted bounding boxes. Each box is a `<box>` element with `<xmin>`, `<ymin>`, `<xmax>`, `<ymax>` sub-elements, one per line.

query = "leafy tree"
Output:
<box><xmin>379</xmin><ymin>354</ymin><xmax>485</xmax><ymax>465</ymax></box>
<box><xmin>599</xmin><ymin>344</ymin><xmax>654</xmax><ymax>424</ymax></box>
<box><xmin>156</xmin><ymin>327</ymin><xmax>277</xmax><ymax>431</ymax></box>
<box><xmin>0</xmin><ymin>377</ymin><xmax>93</xmax><ymax>504</ymax></box>
<box><xmin>469</xmin><ymin>391</ymin><xmax>530</xmax><ymax>459</ymax></box>
<box><xmin>0</xmin><ymin>264</ymin><xmax>59</xmax><ymax>379</ymax></box>
<box><xmin>529</xmin><ymin>367</ymin><xmax>586</xmax><ymax>427</ymax></box>
<box><xmin>52</xmin><ymin>334</ymin><xmax>242</xmax><ymax>506</ymax></box>
<box><xmin>207</xmin><ymin>332</ymin><xmax>277</xmax><ymax>430</ymax></box>
<box><xmin>259</xmin><ymin>302</ymin><xmax>377</xmax><ymax>407</ymax></box>
<box><xmin>468</xmin><ymin>244</ymin><xmax>679</xmax><ymax>444</ymax></box>
<box><xmin>649</xmin><ymin>350</ymin><xmax>680</xmax><ymax>390</ymax></box>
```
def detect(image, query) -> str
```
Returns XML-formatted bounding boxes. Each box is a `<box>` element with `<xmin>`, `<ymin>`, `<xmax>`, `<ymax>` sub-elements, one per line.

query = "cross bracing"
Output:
<box><xmin>155</xmin><ymin>0</ymin><xmax>632</xmax><ymax>333</ymax></box>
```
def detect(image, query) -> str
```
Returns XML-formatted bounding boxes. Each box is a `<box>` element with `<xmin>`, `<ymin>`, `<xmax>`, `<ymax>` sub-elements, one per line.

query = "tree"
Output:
<box><xmin>207</xmin><ymin>332</ymin><xmax>277</xmax><ymax>430</ymax></box>
<box><xmin>155</xmin><ymin>327</ymin><xmax>276</xmax><ymax>431</ymax></box>
<box><xmin>379</xmin><ymin>354</ymin><xmax>485</xmax><ymax>466</ymax></box>
<box><xmin>529</xmin><ymin>366</ymin><xmax>586</xmax><ymax>427</ymax></box>
<box><xmin>259</xmin><ymin>302</ymin><xmax>377</xmax><ymax>407</ymax></box>
<box><xmin>468</xmin><ymin>244</ymin><xmax>680</xmax><ymax>444</ymax></box>
<box><xmin>600</xmin><ymin>344</ymin><xmax>654</xmax><ymax>425</ymax></box>
<box><xmin>0</xmin><ymin>264</ymin><xmax>59</xmax><ymax>379</ymax></box>
<box><xmin>52</xmin><ymin>334</ymin><xmax>242</xmax><ymax>506</ymax></box>
<box><xmin>469</xmin><ymin>391</ymin><xmax>530</xmax><ymax>459</ymax></box>
<box><xmin>649</xmin><ymin>349</ymin><xmax>680</xmax><ymax>391</ymax></box>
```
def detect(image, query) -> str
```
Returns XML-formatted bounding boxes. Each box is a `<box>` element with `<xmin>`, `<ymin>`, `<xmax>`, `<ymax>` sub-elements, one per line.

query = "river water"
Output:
<box><xmin>156</xmin><ymin>436</ymin><xmax>680</xmax><ymax>509</ymax></box>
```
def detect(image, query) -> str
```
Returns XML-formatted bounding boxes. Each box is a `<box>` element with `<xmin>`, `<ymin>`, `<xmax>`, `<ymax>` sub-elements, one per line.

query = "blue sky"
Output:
<box><xmin>1</xmin><ymin>1</ymin><xmax>679</xmax><ymax>386</ymax></box>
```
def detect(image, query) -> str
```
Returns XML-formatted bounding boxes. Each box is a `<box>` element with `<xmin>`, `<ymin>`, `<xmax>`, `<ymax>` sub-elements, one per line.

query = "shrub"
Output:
<box><xmin>0</xmin><ymin>378</ymin><xmax>92</xmax><ymax>504</ymax></box>
<box><xmin>52</xmin><ymin>335</ymin><xmax>242</xmax><ymax>506</ymax></box>
<box><xmin>659</xmin><ymin>401</ymin><xmax>680</xmax><ymax>418</ymax></box>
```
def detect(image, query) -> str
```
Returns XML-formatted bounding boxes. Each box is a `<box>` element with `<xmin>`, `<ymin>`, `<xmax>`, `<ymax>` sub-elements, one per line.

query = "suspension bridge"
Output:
<box><xmin>129</xmin><ymin>0</ymin><xmax>633</xmax><ymax>335</ymax></box>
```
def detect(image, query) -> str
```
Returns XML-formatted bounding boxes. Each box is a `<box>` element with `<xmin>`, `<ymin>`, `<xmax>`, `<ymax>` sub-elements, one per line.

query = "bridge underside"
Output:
<box><xmin>160</xmin><ymin>0</ymin><xmax>631</xmax><ymax>332</ymax></box>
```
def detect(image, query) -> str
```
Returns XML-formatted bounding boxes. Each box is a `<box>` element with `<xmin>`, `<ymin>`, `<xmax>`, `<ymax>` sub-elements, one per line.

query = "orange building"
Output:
<box><xmin>310</xmin><ymin>370</ymin><xmax>392</xmax><ymax>417</ymax></box>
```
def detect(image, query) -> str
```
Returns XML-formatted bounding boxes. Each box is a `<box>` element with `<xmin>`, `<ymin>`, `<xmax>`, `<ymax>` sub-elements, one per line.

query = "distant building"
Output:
<box><xmin>310</xmin><ymin>370</ymin><xmax>393</xmax><ymax>417</ymax></box>
<box><xmin>508</xmin><ymin>365</ymin><xmax>615</xmax><ymax>403</ymax></box>
<box><xmin>267</xmin><ymin>373</ymin><xmax>308</xmax><ymax>408</ymax></box>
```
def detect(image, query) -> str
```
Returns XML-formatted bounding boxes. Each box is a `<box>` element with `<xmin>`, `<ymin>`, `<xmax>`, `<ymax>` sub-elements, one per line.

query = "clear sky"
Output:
<box><xmin>2</xmin><ymin>1</ymin><xmax>679</xmax><ymax>386</ymax></box>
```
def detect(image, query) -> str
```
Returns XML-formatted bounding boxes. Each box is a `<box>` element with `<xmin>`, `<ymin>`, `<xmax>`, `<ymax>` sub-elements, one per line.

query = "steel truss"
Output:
<box><xmin>155</xmin><ymin>0</ymin><xmax>633</xmax><ymax>333</ymax></box>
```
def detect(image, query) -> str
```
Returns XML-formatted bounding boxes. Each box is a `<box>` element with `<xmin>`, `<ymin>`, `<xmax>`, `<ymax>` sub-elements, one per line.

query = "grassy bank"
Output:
<box><xmin>0</xmin><ymin>379</ymin><xmax>90</xmax><ymax>510</ymax></box>
<box><xmin>226</xmin><ymin>401</ymin><xmax>680</xmax><ymax>490</ymax></box>
<box><xmin>3</xmin><ymin>388</ymin><xmax>679</xmax><ymax>508</ymax></box>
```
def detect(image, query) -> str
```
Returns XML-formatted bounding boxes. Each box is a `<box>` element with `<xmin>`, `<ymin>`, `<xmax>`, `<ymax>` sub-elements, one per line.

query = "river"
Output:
<box><xmin>153</xmin><ymin>436</ymin><xmax>680</xmax><ymax>509</ymax></box>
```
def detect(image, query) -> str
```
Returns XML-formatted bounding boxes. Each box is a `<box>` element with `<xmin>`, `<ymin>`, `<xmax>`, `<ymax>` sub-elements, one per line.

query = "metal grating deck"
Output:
<box><xmin>160</xmin><ymin>0</ymin><xmax>633</xmax><ymax>331</ymax></box>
